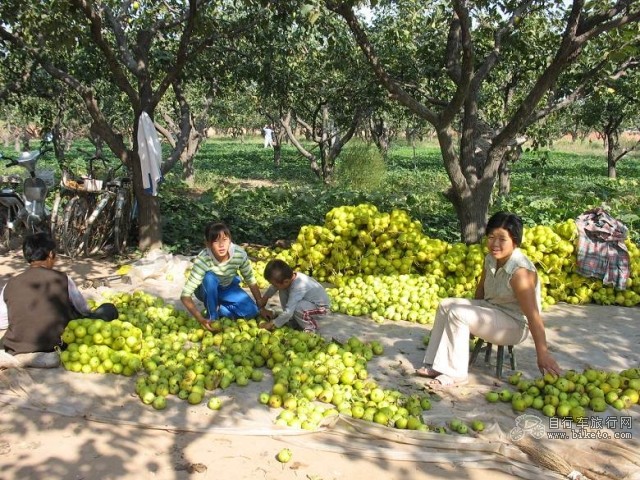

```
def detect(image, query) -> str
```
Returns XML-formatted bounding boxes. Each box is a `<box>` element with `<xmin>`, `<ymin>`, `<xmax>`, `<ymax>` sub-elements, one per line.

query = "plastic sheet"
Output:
<box><xmin>125</xmin><ymin>250</ymin><xmax>191</xmax><ymax>286</ymax></box>
<box><xmin>3</xmin><ymin>257</ymin><xmax>640</xmax><ymax>479</ymax></box>
<box><xmin>1</xmin><ymin>336</ymin><xmax>639</xmax><ymax>480</ymax></box>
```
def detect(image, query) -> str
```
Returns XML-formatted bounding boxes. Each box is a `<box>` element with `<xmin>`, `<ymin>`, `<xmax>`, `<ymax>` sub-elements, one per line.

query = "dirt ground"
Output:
<box><xmin>1</xmin><ymin>250</ymin><xmax>639</xmax><ymax>480</ymax></box>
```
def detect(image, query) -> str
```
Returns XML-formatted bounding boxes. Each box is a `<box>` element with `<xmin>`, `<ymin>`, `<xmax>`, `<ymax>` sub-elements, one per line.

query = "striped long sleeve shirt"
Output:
<box><xmin>181</xmin><ymin>243</ymin><xmax>257</xmax><ymax>297</ymax></box>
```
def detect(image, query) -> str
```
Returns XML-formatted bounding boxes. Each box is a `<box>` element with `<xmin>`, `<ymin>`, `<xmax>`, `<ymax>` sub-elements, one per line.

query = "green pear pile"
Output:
<box><xmin>60</xmin><ymin>291</ymin><xmax>435</xmax><ymax>432</ymax></box>
<box><xmin>250</xmin><ymin>204</ymin><xmax>640</xmax><ymax>324</ymax></box>
<box><xmin>485</xmin><ymin>368</ymin><xmax>640</xmax><ymax>420</ymax></box>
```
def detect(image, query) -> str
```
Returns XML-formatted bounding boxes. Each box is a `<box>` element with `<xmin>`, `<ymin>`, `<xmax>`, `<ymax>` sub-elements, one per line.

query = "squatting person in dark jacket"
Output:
<box><xmin>0</xmin><ymin>232</ymin><xmax>118</xmax><ymax>368</ymax></box>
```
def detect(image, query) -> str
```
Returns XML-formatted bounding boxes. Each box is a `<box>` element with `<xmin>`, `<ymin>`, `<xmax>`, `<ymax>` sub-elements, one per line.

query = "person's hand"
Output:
<box><xmin>537</xmin><ymin>351</ymin><xmax>561</xmax><ymax>376</ymax></box>
<box><xmin>197</xmin><ymin>317</ymin><xmax>215</xmax><ymax>332</ymax></box>
<box><xmin>260</xmin><ymin>307</ymin><xmax>274</xmax><ymax>320</ymax></box>
<box><xmin>259</xmin><ymin>320</ymin><xmax>276</xmax><ymax>331</ymax></box>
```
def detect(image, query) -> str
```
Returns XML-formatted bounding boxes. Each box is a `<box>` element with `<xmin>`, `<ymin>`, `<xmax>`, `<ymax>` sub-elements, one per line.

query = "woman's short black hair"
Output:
<box><xmin>23</xmin><ymin>232</ymin><xmax>57</xmax><ymax>263</ymax></box>
<box><xmin>264</xmin><ymin>259</ymin><xmax>294</xmax><ymax>284</ymax></box>
<box><xmin>204</xmin><ymin>222</ymin><xmax>231</xmax><ymax>243</ymax></box>
<box><xmin>485</xmin><ymin>211</ymin><xmax>524</xmax><ymax>246</ymax></box>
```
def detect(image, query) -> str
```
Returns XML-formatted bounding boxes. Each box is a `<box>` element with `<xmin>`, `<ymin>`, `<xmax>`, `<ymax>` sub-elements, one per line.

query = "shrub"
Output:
<box><xmin>335</xmin><ymin>142</ymin><xmax>386</xmax><ymax>192</ymax></box>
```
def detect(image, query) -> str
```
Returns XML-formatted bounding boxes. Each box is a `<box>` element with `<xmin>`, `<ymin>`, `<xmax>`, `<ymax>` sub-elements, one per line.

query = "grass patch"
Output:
<box><xmin>5</xmin><ymin>135</ymin><xmax>638</xmax><ymax>251</ymax></box>
<box><xmin>158</xmin><ymin>137</ymin><xmax>640</xmax><ymax>250</ymax></box>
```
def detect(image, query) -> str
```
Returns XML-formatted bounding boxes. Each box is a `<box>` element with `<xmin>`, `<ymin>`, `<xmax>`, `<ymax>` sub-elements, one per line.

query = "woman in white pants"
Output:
<box><xmin>416</xmin><ymin>212</ymin><xmax>561</xmax><ymax>388</ymax></box>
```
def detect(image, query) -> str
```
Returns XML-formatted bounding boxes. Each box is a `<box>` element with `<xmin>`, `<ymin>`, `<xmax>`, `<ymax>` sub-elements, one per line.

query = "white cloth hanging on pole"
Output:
<box><xmin>137</xmin><ymin>111</ymin><xmax>163</xmax><ymax>196</ymax></box>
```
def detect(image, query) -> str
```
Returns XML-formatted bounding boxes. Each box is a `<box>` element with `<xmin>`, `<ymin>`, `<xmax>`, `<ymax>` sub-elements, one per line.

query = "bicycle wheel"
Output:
<box><xmin>4</xmin><ymin>205</ymin><xmax>26</xmax><ymax>251</ymax></box>
<box><xmin>113</xmin><ymin>187</ymin><xmax>132</xmax><ymax>254</ymax></box>
<box><xmin>62</xmin><ymin>196</ymin><xmax>90</xmax><ymax>258</ymax></box>
<box><xmin>83</xmin><ymin>192</ymin><xmax>115</xmax><ymax>256</ymax></box>
<box><xmin>0</xmin><ymin>207</ymin><xmax>9</xmax><ymax>250</ymax></box>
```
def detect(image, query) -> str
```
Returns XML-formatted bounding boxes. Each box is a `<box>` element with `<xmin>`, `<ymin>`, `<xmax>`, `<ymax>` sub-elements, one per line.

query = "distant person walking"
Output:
<box><xmin>263</xmin><ymin>125</ymin><xmax>274</xmax><ymax>148</ymax></box>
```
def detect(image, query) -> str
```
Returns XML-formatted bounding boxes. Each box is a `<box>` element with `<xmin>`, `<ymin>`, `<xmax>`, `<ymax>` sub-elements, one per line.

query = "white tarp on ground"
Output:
<box><xmin>1</xmin><ymin>253</ymin><xmax>640</xmax><ymax>479</ymax></box>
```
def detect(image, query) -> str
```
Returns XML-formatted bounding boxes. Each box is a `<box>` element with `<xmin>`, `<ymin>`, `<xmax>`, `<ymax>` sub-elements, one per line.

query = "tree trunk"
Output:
<box><xmin>19</xmin><ymin>130</ymin><xmax>29</xmax><ymax>151</ymax></box>
<box><xmin>606</xmin><ymin>130</ymin><xmax>617</xmax><ymax>179</ymax></box>
<box><xmin>129</xmin><ymin>147</ymin><xmax>163</xmax><ymax>252</ymax></box>
<box><xmin>273</xmin><ymin>144</ymin><xmax>282</xmax><ymax>167</ymax></box>
<box><xmin>370</xmin><ymin>117</ymin><xmax>390</xmax><ymax>158</ymax></box>
<box><xmin>498</xmin><ymin>158</ymin><xmax>511</xmax><ymax>196</ymax></box>
<box><xmin>438</xmin><ymin>126</ymin><xmax>499</xmax><ymax>244</ymax></box>
<box><xmin>180</xmin><ymin>122</ymin><xmax>201</xmax><ymax>187</ymax></box>
<box><xmin>446</xmin><ymin>186</ymin><xmax>493</xmax><ymax>244</ymax></box>
<box><xmin>321</xmin><ymin>149</ymin><xmax>335</xmax><ymax>183</ymax></box>
<box><xmin>280</xmin><ymin>111</ymin><xmax>324</xmax><ymax>180</ymax></box>
<box><xmin>497</xmin><ymin>144</ymin><xmax>522</xmax><ymax>196</ymax></box>
<box><xmin>608</xmin><ymin>157</ymin><xmax>617</xmax><ymax>179</ymax></box>
<box><xmin>272</xmin><ymin>129</ymin><xmax>286</xmax><ymax>167</ymax></box>
<box><xmin>156</xmin><ymin>104</ymin><xmax>204</xmax><ymax>188</ymax></box>
<box><xmin>180</xmin><ymin>149</ymin><xmax>196</xmax><ymax>187</ymax></box>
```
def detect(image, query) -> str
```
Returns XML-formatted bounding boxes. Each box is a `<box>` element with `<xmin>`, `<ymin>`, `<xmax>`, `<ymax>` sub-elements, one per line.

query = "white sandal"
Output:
<box><xmin>425</xmin><ymin>374</ymin><xmax>468</xmax><ymax>389</ymax></box>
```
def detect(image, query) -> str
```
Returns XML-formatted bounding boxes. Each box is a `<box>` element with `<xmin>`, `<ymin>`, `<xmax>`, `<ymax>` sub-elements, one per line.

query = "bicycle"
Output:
<box><xmin>51</xmin><ymin>148</ymin><xmax>133</xmax><ymax>258</ymax></box>
<box><xmin>54</xmin><ymin>175</ymin><xmax>133</xmax><ymax>258</ymax></box>
<box><xmin>51</xmin><ymin>148</ymin><xmax>105</xmax><ymax>254</ymax></box>
<box><xmin>82</xmin><ymin>177</ymin><xmax>133</xmax><ymax>256</ymax></box>
<box><xmin>56</xmin><ymin>186</ymin><xmax>100</xmax><ymax>257</ymax></box>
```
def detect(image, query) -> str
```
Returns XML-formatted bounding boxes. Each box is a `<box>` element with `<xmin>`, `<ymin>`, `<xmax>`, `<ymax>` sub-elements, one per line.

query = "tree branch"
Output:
<box><xmin>0</xmin><ymin>24</ymin><xmax>127</xmax><ymax>160</ymax></box>
<box><xmin>444</xmin><ymin>14</ymin><xmax>462</xmax><ymax>83</ymax></box>
<box><xmin>281</xmin><ymin>111</ymin><xmax>319</xmax><ymax>166</ymax></box>
<box><xmin>295</xmin><ymin>114</ymin><xmax>323</xmax><ymax>144</ymax></box>
<box><xmin>329</xmin><ymin>106</ymin><xmax>364</xmax><ymax>158</ymax></box>
<box><xmin>70</xmin><ymin>0</ymin><xmax>138</xmax><ymax>105</ymax></box>
<box><xmin>103</xmin><ymin>5</ymin><xmax>139</xmax><ymax>74</ymax></box>
<box><xmin>155</xmin><ymin>121</ymin><xmax>176</xmax><ymax>148</ymax></box>
<box><xmin>0</xmin><ymin>59</ymin><xmax>34</xmax><ymax>102</ymax></box>
<box><xmin>327</xmin><ymin>1</ymin><xmax>439</xmax><ymax>125</ymax></box>
<box><xmin>492</xmin><ymin>0</ymin><xmax>640</xmax><ymax>150</ymax></box>
<box><xmin>614</xmin><ymin>138</ymin><xmax>640</xmax><ymax>163</ymax></box>
<box><xmin>152</xmin><ymin>0</ymin><xmax>199</xmax><ymax>109</ymax></box>
<box><xmin>528</xmin><ymin>54</ymin><xmax>639</xmax><ymax>128</ymax></box>
<box><xmin>578</xmin><ymin>0</ymin><xmax>640</xmax><ymax>39</ymax></box>
<box><xmin>440</xmin><ymin>0</ymin><xmax>474</xmax><ymax>126</ymax></box>
<box><xmin>472</xmin><ymin>0</ymin><xmax>537</xmax><ymax>90</ymax></box>
<box><xmin>161</xmin><ymin>80</ymin><xmax>193</xmax><ymax>174</ymax></box>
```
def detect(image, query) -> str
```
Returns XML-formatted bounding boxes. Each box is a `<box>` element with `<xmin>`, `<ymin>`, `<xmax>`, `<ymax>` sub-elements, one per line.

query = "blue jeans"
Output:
<box><xmin>195</xmin><ymin>272</ymin><xmax>259</xmax><ymax>320</ymax></box>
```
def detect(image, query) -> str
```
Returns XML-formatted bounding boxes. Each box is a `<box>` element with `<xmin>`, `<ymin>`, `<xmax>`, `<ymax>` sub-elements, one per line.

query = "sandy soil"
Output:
<box><xmin>1</xmin><ymin>250</ymin><xmax>639</xmax><ymax>480</ymax></box>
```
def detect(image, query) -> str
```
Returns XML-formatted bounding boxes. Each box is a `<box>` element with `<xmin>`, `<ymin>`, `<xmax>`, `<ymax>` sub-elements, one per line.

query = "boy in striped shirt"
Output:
<box><xmin>181</xmin><ymin>222</ymin><xmax>268</xmax><ymax>331</ymax></box>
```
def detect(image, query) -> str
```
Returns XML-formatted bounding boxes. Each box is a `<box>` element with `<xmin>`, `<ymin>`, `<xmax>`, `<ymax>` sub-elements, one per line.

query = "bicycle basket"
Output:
<box><xmin>24</xmin><ymin>178</ymin><xmax>48</xmax><ymax>201</ymax></box>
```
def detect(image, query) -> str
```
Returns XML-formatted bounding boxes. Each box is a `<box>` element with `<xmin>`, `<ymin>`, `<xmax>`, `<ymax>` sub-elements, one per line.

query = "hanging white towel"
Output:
<box><xmin>137</xmin><ymin>111</ymin><xmax>163</xmax><ymax>196</ymax></box>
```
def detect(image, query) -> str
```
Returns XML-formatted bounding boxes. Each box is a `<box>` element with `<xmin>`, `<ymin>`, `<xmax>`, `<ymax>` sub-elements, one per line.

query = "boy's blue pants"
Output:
<box><xmin>195</xmin><ymin>272</ymin><xmax>259</xmax><ymax>320</ymax></box>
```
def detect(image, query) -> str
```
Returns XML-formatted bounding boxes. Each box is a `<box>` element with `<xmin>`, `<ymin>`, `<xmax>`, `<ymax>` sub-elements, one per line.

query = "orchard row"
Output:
<box><xmin>249</xmin><ymin>204</ymin><xmax>640</xmax><ymax>323</ymax></box>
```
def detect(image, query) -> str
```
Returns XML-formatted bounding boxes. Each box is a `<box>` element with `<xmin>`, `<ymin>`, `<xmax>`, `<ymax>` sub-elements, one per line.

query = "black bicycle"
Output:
<box><xmin>50</xmin><ymin>148</ymin><xmax>133</xmax><ymax>257</ymax></box>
